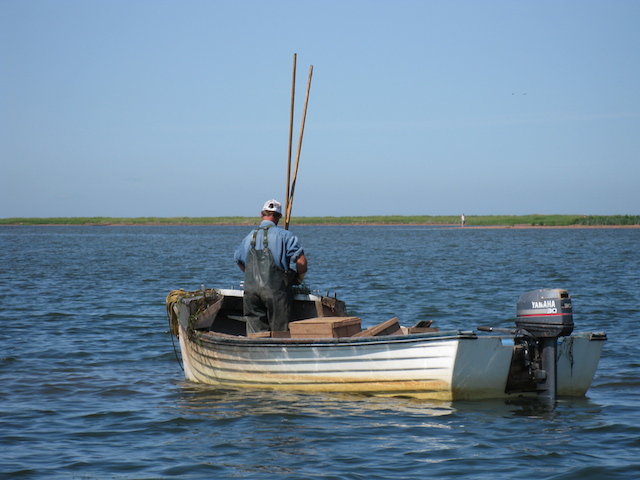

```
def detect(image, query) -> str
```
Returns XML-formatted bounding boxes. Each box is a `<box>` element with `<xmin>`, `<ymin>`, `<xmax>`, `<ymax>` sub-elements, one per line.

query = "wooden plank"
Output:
<box><xmin>248</xmin><ymin>331</ymin><xmax>292</xmax><ymax>338</ymax></box>
<box><xmin>407</xmin><ymin>327</ymin><xmax>439</xmax><ymax>334</ymax></box>
<box><xmin>193</xmin><ymin>296</ymin><xmax>224</xmax><ymax>330</ymax></box>
<box><xmin>248</xmin><ymin>331</ymin><xmax>271</xmax><ymax>338</ymax></box>
<box><xmin>353</xmin><ymin>318</ymin><xmax>401</xmax><ymax>337</ymax></box>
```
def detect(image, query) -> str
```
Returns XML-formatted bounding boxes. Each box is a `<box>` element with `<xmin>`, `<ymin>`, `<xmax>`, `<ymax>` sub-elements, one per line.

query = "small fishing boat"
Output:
<box><xmin>166</xmin><ymin>286</ymin><xmax>606</xmax><ymax>402</ymax></box>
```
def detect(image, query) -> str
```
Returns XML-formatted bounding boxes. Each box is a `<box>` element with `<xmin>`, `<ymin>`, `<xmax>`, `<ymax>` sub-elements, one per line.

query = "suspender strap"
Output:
<box><xmin>250</xmin><ymin>226</ymin><xmax>272</xmax><ymax>249</ymax></box>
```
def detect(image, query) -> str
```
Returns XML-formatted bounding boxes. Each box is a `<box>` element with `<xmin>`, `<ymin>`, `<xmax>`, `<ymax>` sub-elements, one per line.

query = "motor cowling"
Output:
<box><xmin>515</xmin><ymin>288</ymin><xmax>574</xmax><ymax>338</ymax></box>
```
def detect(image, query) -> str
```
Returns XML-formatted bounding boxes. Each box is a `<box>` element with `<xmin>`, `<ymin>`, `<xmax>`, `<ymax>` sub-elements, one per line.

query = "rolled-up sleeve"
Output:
<box><xmin>285</xmin><ymin>234</ymin><xmax>304</xmax><ymax>271</ymax></box>
<box><xmin>234</xmin><ymin>237</ymin><xmax>249</xmax><ymax>267</ymax></box>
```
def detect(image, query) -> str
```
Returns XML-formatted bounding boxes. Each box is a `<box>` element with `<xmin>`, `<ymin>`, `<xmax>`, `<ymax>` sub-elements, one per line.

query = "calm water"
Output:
<box><xmin>1</xmin><ymin>226</ymin><xmax>639</xmax><ymax>480</ymax></box>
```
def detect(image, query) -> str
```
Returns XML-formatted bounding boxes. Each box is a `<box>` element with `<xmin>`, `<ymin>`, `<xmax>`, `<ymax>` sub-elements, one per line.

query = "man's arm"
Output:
<box><xmin>234</xmin><ymin>237</ymin><xmax>248</xmax><ymax>272</ymax></box>
<box><xmin>296</xmin><ymin>254</ymin><xmax>308</xmax><ymax>274</ymax></box>
<box><xmin>294</xmin><ymin>254</ymin><xmax>308</xmax><ymax>284</ymax></box>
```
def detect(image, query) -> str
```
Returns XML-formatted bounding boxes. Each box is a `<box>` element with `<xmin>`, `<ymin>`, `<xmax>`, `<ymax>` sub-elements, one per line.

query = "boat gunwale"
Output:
<box><xmin>192</xmin><ymin>329</ymin><xmax>478</xmax><ymax>347</ymax></box>
<box><xmin>189</xmin><ymin>329</ymin><xmax>607</xmax><ymax>349</ymax></box>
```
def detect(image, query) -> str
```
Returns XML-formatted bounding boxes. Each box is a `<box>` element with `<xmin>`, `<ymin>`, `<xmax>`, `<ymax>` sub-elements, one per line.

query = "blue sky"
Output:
<box><xmin>1</xmin><ymin>0</ymin><xmax>639</xmax><ymax>218</ymax></box>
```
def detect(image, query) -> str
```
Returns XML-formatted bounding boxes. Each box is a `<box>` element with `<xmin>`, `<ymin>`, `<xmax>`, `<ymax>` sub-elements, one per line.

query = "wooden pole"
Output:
<box><xmin>285</xmin><ymin>54</ymin><xmax>296</xmax><ymax>219</ymax></box>
<box><xmin>285</xmin><ymin>64</ymin><xmax>313</xmax><ymax>230</ymax></box>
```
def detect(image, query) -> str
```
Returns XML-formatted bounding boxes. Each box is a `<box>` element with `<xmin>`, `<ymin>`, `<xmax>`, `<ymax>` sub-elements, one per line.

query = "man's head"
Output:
<box><xmin>261</xmin><ymin>199</ymin><xmax>282</xmax><ymax>223</ymax></box>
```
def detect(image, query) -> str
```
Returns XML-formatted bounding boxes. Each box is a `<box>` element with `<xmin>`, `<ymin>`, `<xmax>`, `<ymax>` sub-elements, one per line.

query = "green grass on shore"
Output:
<box><xmin>1</xmin><ymin>215</ymin><xmax>639</xmax><ymax>226</ymax></box>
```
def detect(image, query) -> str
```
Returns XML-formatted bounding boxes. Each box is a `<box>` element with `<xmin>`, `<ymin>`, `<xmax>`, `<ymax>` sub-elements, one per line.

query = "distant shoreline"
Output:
<box><xmin>1</xmin><ymin>224</ymin><xmax>639</xmax><ymax>229</ymax></box>
<box><xmin>1</xmin><ymin>215</ymin><xmax>639</xmax><ymax>228</ymax></box>
<box><xmin>5</xmin><ymin>224</ymin><xmax>633</xmax><ymax>229</ymax></box>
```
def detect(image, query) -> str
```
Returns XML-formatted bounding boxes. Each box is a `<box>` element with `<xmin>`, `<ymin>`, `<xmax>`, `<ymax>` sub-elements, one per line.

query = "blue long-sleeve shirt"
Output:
<box><xmin>234</xmin><ymin>220</ymin><xmax>304</xmax><ymax>272</ymax></box>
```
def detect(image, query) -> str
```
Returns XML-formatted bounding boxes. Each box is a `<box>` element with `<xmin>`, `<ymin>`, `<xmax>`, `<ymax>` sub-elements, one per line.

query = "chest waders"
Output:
<box><xmin>243</xmin><ymin>226</ymin><xmax>295</xmax><ymax>333</ymax></box>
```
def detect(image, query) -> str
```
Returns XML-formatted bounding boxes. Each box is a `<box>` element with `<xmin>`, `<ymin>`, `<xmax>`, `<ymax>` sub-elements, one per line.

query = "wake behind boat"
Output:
<box><xmin>166</xmin><ymin>287</ymin><xmax>606</xmax><ymax>402</ymax></box>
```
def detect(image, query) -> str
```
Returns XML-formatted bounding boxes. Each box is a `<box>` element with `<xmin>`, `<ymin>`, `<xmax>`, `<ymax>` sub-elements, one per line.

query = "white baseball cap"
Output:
<box><xmin>262</xmin><ymin>199</ymin><xmax>282</xmax><ymax>215</ymax></box>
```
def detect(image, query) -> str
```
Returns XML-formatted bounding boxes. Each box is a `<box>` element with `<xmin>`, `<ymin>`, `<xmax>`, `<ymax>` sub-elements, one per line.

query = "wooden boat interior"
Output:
<box><xmin>176</xmin><ymin>288</ymin><xmax>438</xmax><ymax>340</ymax></box>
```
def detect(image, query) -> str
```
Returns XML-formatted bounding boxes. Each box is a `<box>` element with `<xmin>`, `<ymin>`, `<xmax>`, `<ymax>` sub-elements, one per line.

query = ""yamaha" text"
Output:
<box><xmin>532</xmin><ymin>300</ymin><xmax>556</xmax><ymax>309</ymax></box>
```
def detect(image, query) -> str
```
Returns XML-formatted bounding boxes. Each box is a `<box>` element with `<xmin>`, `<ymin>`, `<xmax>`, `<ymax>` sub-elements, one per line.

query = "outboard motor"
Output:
<box><xmin>515</xmin><ymin>289</ymin><xmax>574</xmax><ymax>405</ymax></box>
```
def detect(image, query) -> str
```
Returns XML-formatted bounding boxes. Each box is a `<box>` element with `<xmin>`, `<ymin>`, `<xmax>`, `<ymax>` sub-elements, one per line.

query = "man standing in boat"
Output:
<box><xmin>234</xmin><ymin>199</ymin><xmax>308</xmax><ymax>334</ymax></box>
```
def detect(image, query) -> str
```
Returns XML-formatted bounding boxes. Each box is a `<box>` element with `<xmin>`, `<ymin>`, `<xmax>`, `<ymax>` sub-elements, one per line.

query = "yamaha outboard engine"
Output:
<box><xmin>515</xmin><ymin>288</ymin><xmax>574</xmax><ymax>404</ymax></box>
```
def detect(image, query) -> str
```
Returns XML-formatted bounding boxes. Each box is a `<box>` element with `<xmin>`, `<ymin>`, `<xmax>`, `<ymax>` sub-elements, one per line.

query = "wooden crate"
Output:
<box><xmin>289</xmin><ymin>317</ymin><xmax>362</xmax><ymax>338</ymax></box>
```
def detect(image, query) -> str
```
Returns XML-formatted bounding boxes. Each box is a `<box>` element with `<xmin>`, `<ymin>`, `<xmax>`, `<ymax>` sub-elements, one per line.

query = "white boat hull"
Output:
<box><xmin>176</xmin><ymin>322</ymin><xmax>604</xmax><ymax>401</ymax></box>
